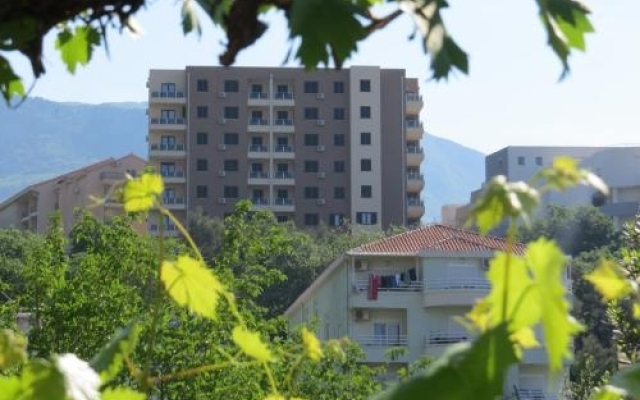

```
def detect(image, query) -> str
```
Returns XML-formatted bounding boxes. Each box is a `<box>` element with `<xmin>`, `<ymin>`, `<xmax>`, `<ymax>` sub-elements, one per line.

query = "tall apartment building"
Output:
<box><xmin>147</xmin><ymin>66</ymin><xmax>425</xmax><ymax>232</ymax></box>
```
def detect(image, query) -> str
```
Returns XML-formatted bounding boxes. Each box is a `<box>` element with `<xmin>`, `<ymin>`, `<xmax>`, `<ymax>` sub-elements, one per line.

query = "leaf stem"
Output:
<box><xmin>502</xmin><ymin>219</ymin><xmax>517</xmax><ymax>323</ymax></box>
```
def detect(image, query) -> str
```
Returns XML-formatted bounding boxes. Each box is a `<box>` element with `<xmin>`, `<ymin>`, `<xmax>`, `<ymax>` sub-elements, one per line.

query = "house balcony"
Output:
<box><xmin>406</xmin><ymin>173</ymin><xmax>425</xmax><ymax>192</ymax></box>
<box><xmin>248</xmin><ymin>171</ymin><xmax>271</xmax><ymax>185</ymax></box>
<box><xmin>407</xmin><ymin>199</ymin><xmax>425</xmax><ymax>219</ymax></box>
<box><xmin>424</xmin><ymin>331</ymin><xmax>470</xmax><ymax>358</ymax></box>
<box><xmin>272</xmin><ymin>171</ymin><xmax>295</xmax><ymax>185</ymax></box>
<box><xmin>149</xmin><ymin>117</ymin><xmax>186</xmax><ymax>131</ymax></box>
<box><xmin>160</xmin><ymin>170</ymin><xmax>186</xmax><ymax>184</ymax></box>
<box><xmin>353</xmin><ymin>334</ymin><xmax>409</xmax><ymax>363</ymax></box>
<box><xmin>163</xmin><ymin>197</ymin><xmax>185</xmax><ymax>210</ymax></box>
<box><xmin>350</xmin><ymin>278</ymin><xmax>423</xmax><ymax>309</ymax></box>
<box><xmin>247</xmin><ymin>91</ymin><xmax>270</xmax><ymax>106</ymax></box>
<box><xmin>272</xmin><ymin>92</ymin><xmax>295</xmax><ymax>106</ymax></box>
<box><xmin>405</xmin><ymin>93</ymin><xmax>424</xmax><ymax>114</ymax></box>
<box><xmin>406</xmin><ymin>146</ymin><xmax>425</xmax><ymax>167</ymax></box>
<box><xmin>100</xmin><ymin>171</ymin><xmax>127</xmax><ymax>184</ymax></box>
<box><xmin>149</xmin><ymin>143</ymin><xmax>186</xmax><ymax>159</ymax></box>
<box><xmin>405</xmin><ymin>120</ymin><xmax>424</xmax><ymax>141</ymax></box>
<box><xmin>248</xmin><ymin>118</ymin><xmax>270</xmax><ymax>133</ymax></box>
<box><xmin>251</xmin><ymin>197</ymin><xmax>270</xmax><ymax>209</ymax></box>
<box><xmin>273</xmin><ymin>119</ymin><xmax>295</xmax><ymax>133</ymax></box>
<box><xmin>273</xmin><ymin>145</ymin><xmax>295</xmax><ymax>159</ymax></box>
<box><xmin>508</xmin><ymin>389</ymin><xmax>558</xmax><ymax>400</ymax></box>
<box><xmin>149</xmin><ymin>91</ymin><xmax>186</xmax><ymax>104</ymax></box>
<box><xmin>423</xmin><ymin>278</ymin><xmax>490</xmax><ymax>307</ymax></box>
<box><xmin>149</xmin><ymin>223</ymin><xmax>179</xmax><ymax>237</ymax></box>
<box><xmin>248</xmin><ymin>144</ymin><xmax>270</xmax><ymax>159</ymax></box>
<box><xmin>271</xmin><ymin>197</ymin><xmax>295</xmax><ymax>212</ymax></box>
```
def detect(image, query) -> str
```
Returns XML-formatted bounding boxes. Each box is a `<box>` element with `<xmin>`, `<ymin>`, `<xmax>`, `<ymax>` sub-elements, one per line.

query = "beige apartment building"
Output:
<box><xmin>286</xmin><ymin>224</ymin><xmax>571</xmax><ymax>398</ymax></box>
<box><xmin>0</xmin><ymin>154</ymin><xmax>146</xmax><ymax>234</ymax></box>
<box><xmin>147</xmin><ymin>66</ymin><xmax>425</xmax><ymax>232</ymax></box>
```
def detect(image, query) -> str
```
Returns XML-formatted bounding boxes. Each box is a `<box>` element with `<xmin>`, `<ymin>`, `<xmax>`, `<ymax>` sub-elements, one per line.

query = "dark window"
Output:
<box><xmin>334</xmin><ymin>134</ymin><xmax>345</xmax><ymax>146</ymax></box>
<box><xmin>360</xmin><ymin>79</ymin><xmax>371</xmax><ymax>92</ymax></box>
<box><xmin>304</xmin><ymin>213</ymin><xmax>320</xmax><ymax>226</ymax></box>
<box><xmin>333</xmin><ymin>81</ymin><xmax>345</xmax><ymax>93</ymax></box>
<box><xmin>224</xmin><ymin>80</ymin><xmax>239</xmax><ymax>92</ymax></box>
<box><xmin>360</xmin><ymin>132</ymin><xmax>371</xmax><ymax>145</ymax></box>
<box><xmin>361</xmin><ymin>185</ymin><xmax>372</xmax><ymax>198</ymax></box>
<box><xmin>196</xmin><ymin>185</ymin><xmax>208</xmax><ymax>198</ymax></box>
<box><xmin>304</xmin><ymin>160</ymin><xmax>319</xmax><ymax>172</ymax></box>
<box><xmin>304</xmin><ymin>134</ymin><xmax>319</xmax><ymax>146</ymax></box>
<box><xmin>224</xmin><ymin>186</ymin><xmax>239</xmax><ymax>198</ymax></box>
<box><xmin>223</xmin><ymin>133</ymin><xmax>239</xmax><ymax>145</ymax></box>
<box><xmin>360</xmin><ymin>106</ymin><xmax>371</xmax><ymax>119</ymax></box>
<box><xmin>356</xmin><ymin>212</ymin><xmax>378</xmax><ymax>225</ymax></box>
<box><xmin>196</xmin><ymin>132</ymin><xmax>208</xmax><ymax>145</ymax></box>
<box><xmin>196</xmin><ymin>106</ymin><xmax>208</xmax><ymax>119</ymax></box>
<box><xmin>334</xmin><ymin>187</ymin><xmax>346</xmax><ymax>199</ymax></box>
<box><xmin>329</xmin><ymin>213</ymin><xmax>345</xmax><ymax>227</ymax></box>
<box><xmin>304</xmin><ymin>81</ymin><xmax>319</xmax><ymax>93</ymax></box>
<box><xmin>224</xmin><ymin>159</ymin><xmax>239</xmax><ymax>171</ymax></box>
<box><xmin>304</xmin><ymin>187</ymin><xmax>320</xmax><ymax>199</ymax></box>
<box><xmin>333</xmin><ymin>108</ymin><xmax>345</xmax><ymax>120</ymax></box>
<box><xmin>196</xmin><ymin>159</ymin><xmax>208</xmax><ymax>171</ymax></box>
<box><xmin>518</xmin><ymin>156</ymin><xmax>525</xmax><ymax>166</ymax></box>
<box><xmin>224</xmin><ymin>107</ymin><xmax>239</xmax><ymax>119</ymax></box>
<box><xmin>304</xmin><ymin>107</ymin><xmax>319</xmax><ymax>120</ymax></box>
<box><xmin>535</xmin><ymin>156</ymin><xmax>543</xmax><ymax>166</ymax></box>
<box><xmin>196</xmin><ymin>79</ymin><xmax>208</xmax><ymax>92</ymax></box>
<box><xmin>361</xmin><ymin>159</ymin><xmax>372</xmax><ymax>171</ymax></box>
<box><xmin>334</xmin><ymin>161</ymin><xmax>345</xmax><ymax>173</ymax></box>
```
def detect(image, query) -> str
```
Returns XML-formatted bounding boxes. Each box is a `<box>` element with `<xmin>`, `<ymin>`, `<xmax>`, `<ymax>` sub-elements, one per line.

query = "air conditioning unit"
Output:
<box><xmin>356</xmin><ymin>260</ymin><xmax>369</xmax><ymax>271</ymax></box>
<box><xmin>218</xmin><ymin>91</ymin><xmax>227</xmax><ymax>98</ymax></box>
<box><xmin>217</xmin><ymin>118</ymin><xmax>227</xmax><ymax>125</ymax></box>
<box><xmin>316</xmin><ymin>119</ymin><xmax>326</xmax><ymax>126</ymax></box>
<box><xmin>217</xmin><ymin>144</ymin><xmax>227</xmax><ymax>151</ymax></box>
<box><xmin>218</xmin><ymin>171</ymin><xmax>226</xmax><ymax>177</ymax></box>
<box><xmin>355</xmin><ymin>309</ymin><xmax>370</xmax><ymax>321</ymax></box>
<box><xmin>316</xmin><ymin>93</ymin><xmax>325</xmax><ymax>100</ymax></box>
<box><xmin>317</xmin><ymin>198</ymin><xmax>326</xmax><ymax>206</ymax></box>
<box><xmin>317</xmin><ymin>172</ymin><xmax>326</xmax><ymax>179</ymax></box>
<box><xmin>218</xmin><ymin>197</ymin><xmax>227</xmax><ymax>204</ymax></box>
<box><xmin>481</xmin><ymin>259</ymin><xmax>491</xmax><ymax>271</ymax></box>
<box><xmin>316</xmin><ymin>145</ymin><xmax>326</xmax><ymax>152</ymax></box>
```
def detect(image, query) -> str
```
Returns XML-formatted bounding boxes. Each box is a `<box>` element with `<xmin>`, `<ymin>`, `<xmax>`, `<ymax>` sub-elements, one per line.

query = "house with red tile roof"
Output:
<box><xmin>285</xmin><ymin>224</ymin><xmax>567</xmax><ymax>398</ymax></box>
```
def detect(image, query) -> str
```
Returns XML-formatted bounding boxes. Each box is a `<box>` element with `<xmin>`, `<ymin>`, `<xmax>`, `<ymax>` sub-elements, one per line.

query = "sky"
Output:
<box><xmin>5</xmin><ymin>0</ymin><xmax>640</xmax><ymax>154</ymax></box>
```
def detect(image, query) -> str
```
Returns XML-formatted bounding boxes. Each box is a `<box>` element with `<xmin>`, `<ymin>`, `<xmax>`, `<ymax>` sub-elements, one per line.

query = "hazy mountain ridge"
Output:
<box><xmin>0</xmin><ymin>98</ymin><xmax>485</xmax><ymax>221</ymax></box>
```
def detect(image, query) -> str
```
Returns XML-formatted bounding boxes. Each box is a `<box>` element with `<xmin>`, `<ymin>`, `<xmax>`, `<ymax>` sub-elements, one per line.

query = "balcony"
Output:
<box><xmin>248</xmin><ymin>144</ymin><xmax>270</xmax><ymax>159</ymax></box>
<box><xmin>406</xmin><ymin>146</ymin><xmax>425</xmax><ymax>167</ymax></box>
<box><xmin>273</xmin><ymin>91</ymin><xmax>295</xmax><ymax>106</ymax></box>
<box><xmin>424</xmin><ymin>278</ymin><xmax>490</xmax><ymax>307</ymax></box>
<box><xmin>407</xmin><ymin>198</ymin><xmax>425</xmax><ymax>219</ymax></box>
<box><xmin>405</xmin><ymin>120</ymin><xmax>424</xmax><ymax>141</ymax></box>
<box><xmin>273</xmin><ymin>170</ymin><xmax>294</xmax><ymax>185</ymax></box>
<box><xmin>509</xmin><ymin>389</ymin><xmax>558</xmax><ymax>400</ymax></box>
<box><xmin>160</xmin><ymin>170</ymin><xmax>186</xmax><ymax>184</ymax></box>
<box><xmin>248</xmin><ymin>91</ymin><xmax>270</xmax><ymax>106</ymax></box>
<box><xmin>272</xmin><ymin>197</ymin><xmax>295</xmax><ymax>212</ymax></box>
<box><xmin>407</xmin><ymin>172</ymin><xmax>425</xmax><ymax>192</ymax></box>
<box><xmin>150</xmin><ymin>117</ymin><xmax>186</xmax><ymax>131</ymax></box>
<box><xmin>248</xmin><ymin>118</ymin><xmax>270</xmax><ymax>133</ymax></box>
<box><xmin>150</xmin><ymin>91</ymin><xmax>186</xmax><ymax>104</ymax></box>
<box><xmin>424</xmin><ymin>331</ymin><xmax>470</xmax><ymax>358</ymax></box>
<box><xmin>251</xmin><ymin>197</ymin><xmax>270</xmax><ymax>209</ymax></box>
<box><xmin>353</xmin><ymin>334</ymin><xmax>409</xmax><ymax>363</ymax></box>
<box><xmin>273</xmin><ymin>145</ymin><xmax>294</xmax><ymax>159</ymax></box>
<box><xmin>149</xmin><ymin>223</ymin><xmax>179</xmax><ymax>236</ymax></box>
<box><xmin>273</xmin><ymin>118</ymin><xmax>294</xmax><ymax>133</ymax></box>
<box><xmin>350</xmin><ymin>278</ymin><xmax>423</xmax><ymax>308</ymax></box>
<box><xmin>163</xmin><ymin>197</ymin><xmax>185</xmax><ymax>210</ymax></box>
<box><xmin>248</xmin><ymin>171</ymin><xmax>270</xmax><ymax>185</ymax></box>
<box><xmin>405</xmin><ymin>93</ymin><xmax>424</xmax><ymax>114</ymax></box>
<box><xmin>150</xmin><ymin>143</ymin><xmax>186</xmax><ymax>159</ymax></box>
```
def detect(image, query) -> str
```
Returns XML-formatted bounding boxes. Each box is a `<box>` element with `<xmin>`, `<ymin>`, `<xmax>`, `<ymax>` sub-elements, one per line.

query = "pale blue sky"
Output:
<box><xmin>6</xmin><ymin>0</ymin><xmax>640</xmax><ymax>154</ymax></box>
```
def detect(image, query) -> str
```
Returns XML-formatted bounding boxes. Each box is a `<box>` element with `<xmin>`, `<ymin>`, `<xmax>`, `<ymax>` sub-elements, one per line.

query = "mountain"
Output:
<box><xmin>0</xmin><ymin>98</ymin><xmax>485</xmax><ymax>222</ymax></box>
<box><xmin>422</xmin><ymin>133</ymin><xmax>485</xmax><ymax>222</ymax></box>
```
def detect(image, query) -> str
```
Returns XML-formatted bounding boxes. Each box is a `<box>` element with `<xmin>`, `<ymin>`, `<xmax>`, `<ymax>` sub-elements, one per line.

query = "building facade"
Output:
<box><xmin>0</xmin><ymin>154</ymin><xmax>146</xmax><ymax>234</ymax></box>
<box><xmin>286</xmin><ymin>224</ymin><xmax>570</xmax><ymax>398</ymax></box>
<box><xmin>147</xmin><ymin>66</ymin><xmax>425</xmax><ymax>232</ymax></box>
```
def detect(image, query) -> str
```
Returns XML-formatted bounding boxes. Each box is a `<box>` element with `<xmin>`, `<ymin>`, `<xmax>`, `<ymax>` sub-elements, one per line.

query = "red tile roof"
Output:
<box><xmin>349</xmin><ymin>224</ymin><xmax>525</xmax><ymax>256</ymax></box>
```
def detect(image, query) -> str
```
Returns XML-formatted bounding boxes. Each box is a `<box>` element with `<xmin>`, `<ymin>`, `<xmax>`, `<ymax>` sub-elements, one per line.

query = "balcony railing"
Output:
<box><xmin>150</xmin><ymin>118</ymin><xmax>186</xmax><ymax>125</ymax></box>
<box><xmin>274</xmin><ymin>118</ymin><xmax>293</xmax><ymax>126</ymax></box>
<box><xmin>354</xmin><ymin>334</ymin><xmax>408</xmax><ymax>347</ymax></box>
<box><xmin>273</xmin><ymin>171</ymin><xmax>294</xmax><ymax>179</ymax></box>
<box><xmin>405</xmin><ymin>93</ymin><xmax>422</xmax><ymax>102</ymax></box>
<box><xmin>507</xmin><ymin>389</ymin><xmax>558</xmax><ymax>400</ymax></box>
<box><xmin>249</xmin><ymin>92</ymin><xmax>269</xmax><ymax>99</ymax></box>
<box><xmin>406</xmin><ymin>146</ymin><xmax>424</xmax><ymax>154</ymax></box>
<box><xmin>249</xmin><ymin>118</ymin><xmax>269</xmax><ymax>126</ymax></box>
<box><xmin>274</xmin><ymin>197</ymin><xmax>294</xmax><ymax>205</ymax></box>
<box><xmin>426</xmin><ymin>278</ymin><xmax>490</xmax><ymax>290</ymax></box>
<box><xmin>407</xmin><ymin>198</ymin><xmax>424</xmax><ymax>207</ymax></box>
<box><xmin>151</xmin><ymin>91</ymin><xmax>185</xmax><ymax>98</ymax></box>
<box><xmin>406</xmin><ymin>120</ymin><xmax>422</xmax><ymax>128</ymax></box>
<box><xmin>252</xmin><ymin>197</ymin><xmax>270</xmax><ymax>206</ymax></box>
<box><xmin>274</xmin><ymin>92</ymin><xmax>294</xmax><ymax>100</ymax></box>
<box><xmin>150</xmin><ymin>144</ymin><xmax>185</xmax><ymax>151</ymax></box>
<box><xmin>273</xmin><ymin>145</ymin><xmax>293</xmax><ymax>153</ymax></box>
<box><xmin>249</xmin><ymin>144</ymin><xmax>269</xmax><ymax>152</ymax></box>
<box><xmin>425</xmin><ymin>331</ymin><xmax>469</xmax><ymax>345</ymax></box>
<box><xmin>249</xmin><ymin>171</ymin><xmax>270</xmax><ymax>179</ymax></box>
<box><xmin>160</xmin><ymin>171</ymin><xmax>185</xmax><ymax>178</ymax></box>
<box><xmin>407</xmin><ymin>172</ymin><xmax>424</xmax><ymax>180</ymax></box>
<box><xmin>163</xmin><ymin>197</ymin><xmax>184</xmax><ymax>205</ymax></box>
<box><xmin>149</xmin><ymin>224</ymin><xmax>178</xmax><ymax>232</ymax></box>
<box><xmin>354</xmin><ymin>278</ymin><xmax>423</xmax><ymax>292</ymax></box>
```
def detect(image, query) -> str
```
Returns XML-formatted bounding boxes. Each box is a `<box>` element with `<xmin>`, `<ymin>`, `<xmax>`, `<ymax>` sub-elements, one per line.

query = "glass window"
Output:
<box><xmin>329</xmin><ymin>213</ymin><xmax>345</xmax><ymax>227</ymax></box>
<box><xmin>518</xmin><ymin>156</ymin><xmax>525</xmax><ymax>166</ymax></box>
<box><xmin>333</xmin><ymin>108</ymin><xmax>345</xmax><ymax>120</ymax></box>
<box><xmin>304</xmin><ymin>134</ymin><xmax>319</xmax><ymax>146</ymax></box>
<box><xmin>277</xmin><ymin>215</ymin><xmax>289</xmax><ymax>223</ymax></box>
<box><xmin>356</xmin><ymin>212</ymin><xmax>378</xmax><ymax>225</ymax></box>
<box><xmin>196</xmin><ymin>159</ymin><xmax>208</xmax><ymax>171</ymax></box>
<box><xmin>161</xmin><ymin>83</ymin><xmax>175</xmax><ymax>95</ymax></box>
<box><xmin>196</xmin><ymin>132</ymin><xmax>208</xmax><ymax>145</ymax></box>
<box><xmin>224</xmin><ymin>80</ymin><xmax>239</xmax><ymax>92</ymax></box>
<box><xmin>360</xmin><ymin>106</ymin><xmax>371</xmax><ymax>119</ymax></box>
<box><xmin>361</xmin><ymin>185</ymin><xmax>372</xmax><ymax>198</ymax></box>
<box><xmin>224</xmin><ymin>159</ymin><xmax>239</xmax><ymax>171</ymax></box>
<box><xmin>360</xmin><ymin>132</ymin><xmax>371</xmax><ymax>145</ymax></box>
<box><xmin>304</xmin><ymin>160</ymin><xmax>319</xmax><ymax>172</ymax></box>
<box><xmin>535</xmin><ymin>156</ymin><xmax>543</xmax><ymax>166</ymax></box>
<box><xmin>304</xmin><ymin>81</ymin><xmax>319</xmax><ymax>93</ymax></box>
<box><xmin>196</xmin><ymin>79</ymin><xmax>208</xmax><ymax>92</ymax></box>
<box><xmin>334</xmin><ymin>187</ymin><xmax>346</xmax><ymax>199</ymax></box>
<box><xmin>196</xmin><ymin>106</ymin><xmax>208</xmax><ymax>119</ymax></box>
<box><xmin>334</xmin><ymin>134</ymin><xmax>345</xmax><ymax>146</ymax></box>
<box><xmin>304</xmin><ymin>187</ymin><xmax>320</xmax><ymax>199</ymax></box>
<box><xmin>361</xmin><ymin>159</ymin><xmax>372</xmax><ymax>171</ymax></box>
<box><xmin>334</xmin><ymin>161</ymin><xmax>345</xmax><ymax>173</ymax></box>
<box><xmin>304</xmin><ymin>213</ymin><xmax>319</xmax><ymax>226</ymax></box>
<box><xmin>224</xmin><ymin>186</ymin><xmax>239</xmax><ymax>198</ymax></box>
<box><xmin>360</xmin><ymin>79</ymin><xmax>371</xmax><ymax>92</ymax></box>
<box><xmin>224</xmin><ymin>107</ymin><xmax>239</xmax><ymax>119</ymax></box>
<box><xmin>196</xmin><ymin>185</ymin><xmax>208</xmax><ymax>198</ymax></box>
<box><xmin>223</xmin><ymin>133</ymin><xmax>239</xmax><ymax>145</ymax></box>
<box><xmin>304</xmin><ymin>107</ymin><xmax>319</xmax><ymax>120</ymax></box>
<box><xmin>333</xmin><ymin>81</ymin><xmax>345</xmax><ymax>93</ymax></box>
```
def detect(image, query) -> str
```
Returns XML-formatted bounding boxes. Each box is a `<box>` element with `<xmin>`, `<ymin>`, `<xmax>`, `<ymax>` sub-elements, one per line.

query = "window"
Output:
<box><xmin>333</xmin><ymin>108</ymin><xmax>345</xmax><ymax>120</ymax></box>
<box><xmin>196</xmin><ymin>106</ymin><xmax>208</xmax><ymax>119</ymax></box>
<box><xmin>276</xmin><ymin>110</ymin><xmax>289</xmax><ymax>121</ymax></box>
<box><xmin>196</xmin><ymin>185</ymin><xmax>208</xmax><ymax>198</ymax></box>
<box><xmin>304</xmin><ymin>187</ymin><xmax>320</xmax><ymax>199</ymax></box>
<box><xmin>360</xmin><ymin>106</ymin><xmax>371</xmax><ymax>119</ymax></box>
<box><xmin>224</xmin><ymin>186</ymin><xmax>239</xmax><ymax>198</ymax></box>
<box><xmin>196</xmin><ymin>79</ymin><xmax>208</xmax><ymax>92</ymax></box>
<box><xmin>224</xmin><ymin>159</ymin><xmax>239</xmax><ymax>172</ymax></box>
<box><xmin>224</xmin><ymin>80</ymin><xmax>239</xmax><ymax>92</ymax></box>
<box><xmin>360</xmin><ymin>79</ymin><xmax>371</xmax><ymax>92</ymax></box>
<box><xmin>304</xmin><ymin>160</ymin><xmax>319</xmax><ymax>173</ymax></box>
<box><xmin>334</xmin><ymin>134</ymin><xmax>345</xmax><ymax>146</ymax></box>
<box><xmin>196</xmin><ymin>132</ymin><xmax>208</xmax><ymax>145</ymax></box>
<box><xmin>304</xmin><ymin>134</ymin><xmax>319</xmax><ymax>146</ymax></box>
<box><xmin>196</xmin><ymin>159</ymin><xmax>208</xmax><ymax>171</ymax></box>
<box><xmin>334</xmin><ymin>187</ymin><xmax>346</xmax><ymax>199</ymax></box>
<box><xmin>329</xmin><ymin>213</ymin><xmax>345</xmax><ymax>227</ymax></box>
<box><xmin>304</xmin><ymin>213</ymin><xmax>319</xmax><ymax>226</ymax></box>
<box><xmin>223</xmin><ymin>133</ymin><xmax>239</xmax><ymax>145</ymax></box>
<box><xmin>360</xmin><ymin>132</ymin><xmax>371</xmax><ymax>145</ymax></box>
<box><xmin>334</xmin><ymin>161</ymin><xmax>345</xmax><ymax>173</ymax></box>
<box><xmin>518</xmin><ymin>156</ymin><xmax>525</xmax><ymax>166</ymax></box>
<box><xmin>304</xmin><ymin>81</ymin><xmax>319</xmax><ymax>93</ymax></box>
<box><xmin>224</xmin><ymin>106</ymin><xmax>239</xmax><ymax>119</ymax></box>
<box><xmin>161</xmin><ymin>83</ymin><xmax>175</xmax><ymax>95</ymax></box>
<box><xmin>361</xmin><ymin>159</ymin><xmax>372</xmax><ymax>171</ymax></box>
<box><xmin>277</xmin><ymin>215</ymin><xmax>289</xmax><ymax>223</ymax></box>
<box><xmin>304</xmin><ymin>107</ymin><xmax>319</xmax><ymax>120</ymax></box>
<box><xmin>334</xmin><ymin>81</ymin><xmax>344</xmax><ymax>93</ymax></box>
<box><xmin>356</xmin><ymin>212</ymin><xmax>378</xmax><ymax>225</ymax></box>
<box><xmin>251</xmin><ymin>83</ymin><xmax>263</xmax><ymax>93</ymax></box>
<box><xmin>535</xmin><ymin>156</ymin><xmax>543</xmax><ymax>166</ymax></box>
<box><xmin>361</xmin><ymin>185</ymin><xmax>372</xmax><ymax>198</ymax></box>
<box><xmin>373</xmin><ymin>322</ymin><xmax>400</xmax><ymax>344</ymax></box>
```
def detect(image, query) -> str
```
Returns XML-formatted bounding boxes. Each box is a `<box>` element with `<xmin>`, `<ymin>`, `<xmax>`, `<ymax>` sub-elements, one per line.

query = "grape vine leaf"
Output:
<box><xmin>102</xmin><ymin>387</ymin><xmax>146</xmax><ymax>400</ymax></box>
<box><xmin>0</xmin><ymin>56</ymin><xmax>25</xmax><ymax>102</ymax></box>
<box><xmin>182</xmin><ymin>0</ymin><xmax>202</xmax><ymax>36</ymax></box>
<box><xmin>585</xmin><ymin>259</ymin><xmax>633</xmax><ymax>301</ymax></box>
<box><xmin>122</xmin><ymin>173</ymin><xmax>164</xmax><ymax>213</ymax></box>
<box><xmin>90</xmin><ymin>321</ymin><xmax>140</xmax><ymax>383</ymax></box>
<box><xmin>55</xmin><ymin>25</ymin><xmax>101</xmax><ymax>74</ymax></box>
<box><xmin>0</xmin><ymin>329</ymin><xmax>27</xmax><ymax>370</ymax></box>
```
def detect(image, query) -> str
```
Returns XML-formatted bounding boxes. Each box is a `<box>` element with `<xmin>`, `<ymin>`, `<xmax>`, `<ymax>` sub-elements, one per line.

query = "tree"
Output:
<box><xmin>0</xmin><ymin>0</ymin><xmax>594</xmax><ymax>102</ymax></box>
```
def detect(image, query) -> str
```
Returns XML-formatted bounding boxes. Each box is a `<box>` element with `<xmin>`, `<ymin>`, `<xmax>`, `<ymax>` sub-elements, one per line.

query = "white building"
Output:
<box><xmin>286</xmin><ymin>224</ymin><xmax>568</xmax><ymax>399</ymax></box>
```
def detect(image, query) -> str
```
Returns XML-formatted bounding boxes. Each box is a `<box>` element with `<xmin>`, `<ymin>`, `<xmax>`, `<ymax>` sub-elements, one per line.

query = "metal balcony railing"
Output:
<box><xmin>407</xmin><ymin>172</ymin><xmax>424</xmax><ymax>181</ymax></box>
<box><xmin>150</xmin><ymin>118</ymin><xmax>186</xmax><ymax>125</ymax></box>
<box><xmin>425</xmin><ymin>278</ymin><xmax>490</xmax><ymax>290</ymax></box>
<box><xmin>249</xmin><ymin>144</ymin><xmax>269</xmax><ymax>152</ymax></box>
<box><xmin>274</xmin><ymin>119</ymin><xmax>293</xmax><ymax>126</ymax></box>
<box><xmin>406</xmin><ymin>146</ymin><xmax>424</xmax><ymax>154</ymax></box>
<box><xmin>249</xmin><ymin>118</ymin><xmax>269</xmax><ymax>126</ymax></box>
<box><xmin>273</xmin><ymin>145</ymin><xmax>293</xmax><ymax>153</ymax></box>
<box><xmin>160</xmin><ymin>171</ymin><xmax>185</xmax><ymax>178</ymax></box>
<box><xmin>407</xmin><ymin>198</ymin><xmax>424</xmax><ymax>207</ymax></box>
<box><xmin>274</xmin><ymin>198</ymin><xmax>294</xmax><ymax>205</ymax></box>
<box><xmin>252</xmin><ymin>197</ymin><xmax>270</xmax><ymax>205</ymax></box>
<box><xmin>249</xmin><ymin>171</ymin><xmax>269</xmax><ymax>179</ymax></box>
<box><xmin>273</xmin><ymin>171</ymin><xmax>294</xmax><ymax>179</ymax></box>
<box><xmin>425</xmin><ymin>331</ymin><xmax>470</xmax><ymax>345</ymax></box>
<box><xmin>274</xmin><ymin>92</ymin><xmax>294</xmax><ymax>100</ymax></box>
<box><xmin>405</xmin><ymin>93</ymin><xmax>422</xmax><ymax>102</ymax></box>
<box><xmin>406</xmin><ymin>120</ymin><xmax>422</xmax><ymax>128</ymax></box>
<box><xmin>248</xmin><ymin>92</ymin><xmax>269</xmax><ymax>99</ymax></box>
<box><xmin>354</xmin><ymin>334</ymin><xmax>408</xmax><ymax>347</ymax></box>
<box><xmin>354</xmin><ymin>278</ymin><xmax>423</xmax><ymax>292</ymax></box>
<box><xmin>150</xmin><ymin>144</ymin><xmax>185</xmax><ymax>151</ymax></box>
<box><xmin>163</xmin><ymin>197</ymin><xmax>184</xmax><ymax>205</ymax></box>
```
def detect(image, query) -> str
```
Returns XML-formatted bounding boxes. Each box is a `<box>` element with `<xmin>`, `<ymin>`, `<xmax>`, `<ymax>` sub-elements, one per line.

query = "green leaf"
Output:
<box><xmin>90</xmin><ymin>321</ymin><xmax>140</xmax><ymax>383</ymax></box>
<box><xmin>122</xmin><ymin>172</ymin><xmax>164</xmax><ymax>213</ymax></box>
<box><xmin>0</xmin><ymin>329</ymin><xmax>27</xmax><ymax>370</ymax></box>
<box><xmin>374</xmin><ymin>324</ymin><xmax>517</xmax><ymax>400</ymax></box>
<box><xmin>55</xmin><ymin>25</ymin><xmax>101</xmax><ymax>74</ymax></box>
<box><xmin>289</xmin><ymin>0</ymin><xmax>365</xmax><ymax>68</ymax></box>
<box><xmin>0</xmin><ymin>376</ymin><xmax>21</xmax><ymax>400</ymax></box>
<box><xmin>609</xmin><ymin>364</ymin><xmax>640</xmax><ymax>399</ymax></box>
<box><xmin>102</xmin><ymin>387</ymin><xmax>146</xmax><ymax>400</ymax></box>
<box><xmin>21</xmin><ymin>359</ymin><xmax>66</xmax><ymax>400</ymax></box>
<box><xmin>425</xmin><ymin>23</ymin><xmax>469</xmax><ymax>79</ymax></box>
<box><xmin>161</xmin><ymin>255</ymin><xmax>225</xmax><ymax>319</ymax></box>
<box><xmin>182</xmin><ymin>0</ymin><xmax>202</xmax><ymax>36</ymax></box>
<box><xmin>0</xmin><ymin>56</ymin><xmax>25</xmax><ymax>103</ymax></box>
<box><xmin>585</xmin><ymin>260</ymin><xmax>633</xmax><ymax>301</ymax></box>
<box><xmin>589</xmin><ymin>386</ymin><xmax>625</xmax><ymax>400</ymax></box>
